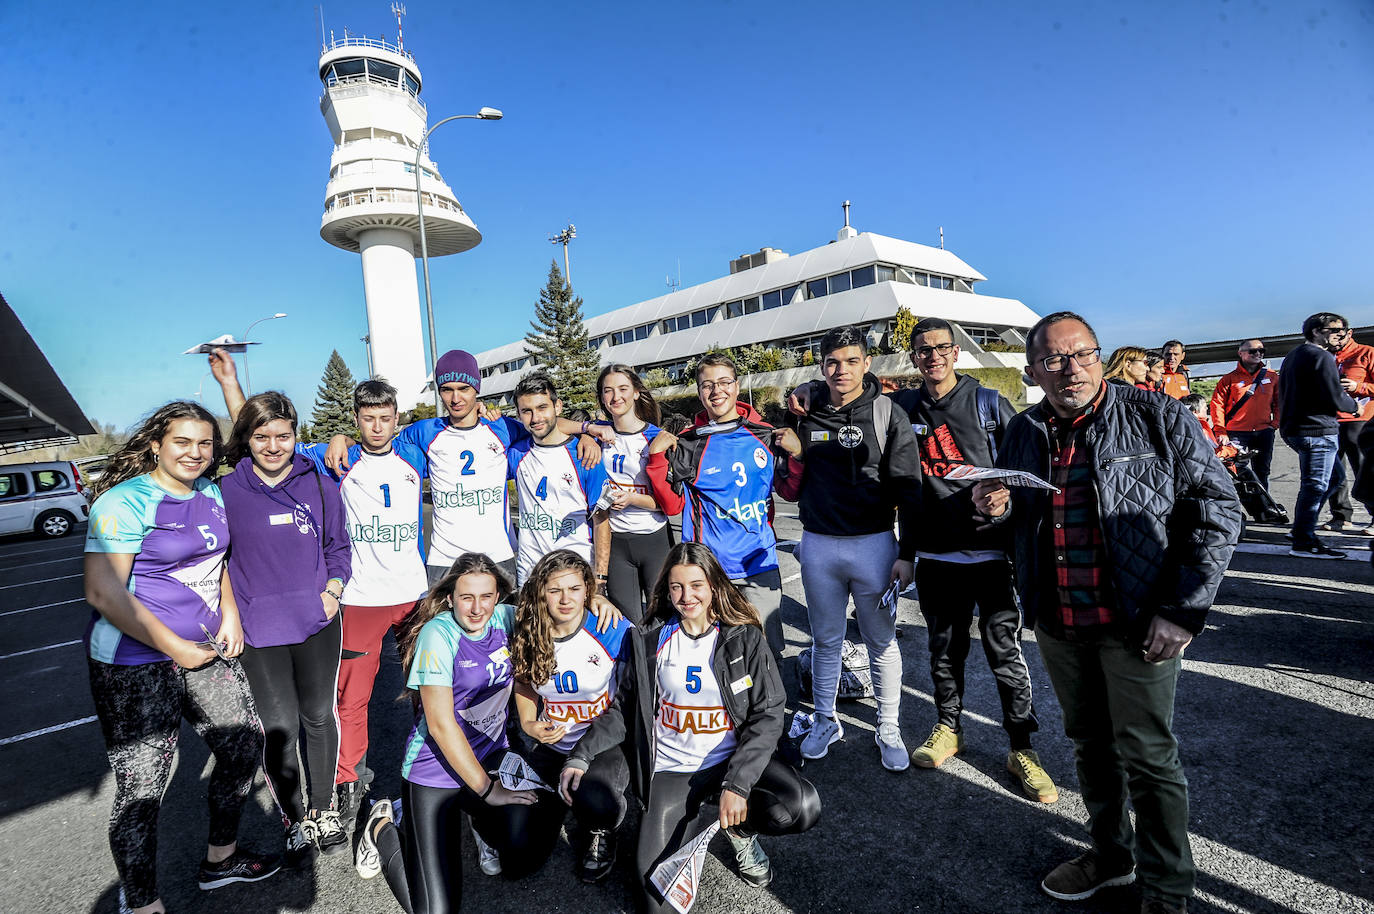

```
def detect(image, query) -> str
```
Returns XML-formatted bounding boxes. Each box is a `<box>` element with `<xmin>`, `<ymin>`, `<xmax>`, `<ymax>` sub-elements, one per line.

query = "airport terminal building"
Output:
<box><xmin>475</xmin><ymin>220</ymin><xmax>1042</xmax><ymax>404</ymax></box>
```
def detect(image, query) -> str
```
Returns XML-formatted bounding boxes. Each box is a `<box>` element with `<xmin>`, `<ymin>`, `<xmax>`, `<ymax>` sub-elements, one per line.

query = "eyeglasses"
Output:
<box><xmin>1242</xmin><ymin>347</ymin><xmax>1266</xmax><ymax>354</ymax></box>
<box><xmin>1037</xmin><ymin>347</ymin><xmax>1102</xmax><ymax>373</ymax></box>
<box><xmin>913</xmin><ymin>342</ymin><xmax>956</xmax><ymax>359</ymax></box>
<box><xmin>1320</xmin><ymin>326</ymin><xmax>1350</xmax><ymax>336</ymax></box>
<box><xmin>697</xmin><ymin>378</ymin><xmax>737</xmax><ymax>394</ymax></box>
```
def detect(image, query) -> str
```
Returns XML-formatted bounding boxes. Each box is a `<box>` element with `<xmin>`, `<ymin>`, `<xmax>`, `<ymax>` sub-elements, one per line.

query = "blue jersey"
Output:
<box><xmin>665</xmin><ymin>421</ymin><xmax>779</xmax><ymax>579</ymax></box>
<box><xmin>399</xmin><ymin>416</ymin><xmax>528</xmax><ymax>566</ymax></box>
<box><xmin>508</xmin><ymin>437</ymin><xmax>609</xmax><ymax>584</ymax></box>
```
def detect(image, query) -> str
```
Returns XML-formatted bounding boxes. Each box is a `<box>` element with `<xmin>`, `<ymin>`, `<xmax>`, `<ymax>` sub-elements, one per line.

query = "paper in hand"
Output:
<box><xmin>649</xmin><ymin>821</ymin><xmax>720</xmax><ymax>913</ymax></box>
<box><xmin>943</xmin><ymin>464</ymin><xmax>1060</xmax><ymax>493</ymax></box>
<box><xmin>879</xmin><ymin>578</ymin><xmax>901</xmax><ymax>619</ymax></box>
<box><xmin>198</xmin><ymin>623</ymin><xmax>231</xmax><ymax>662</ymax></box>
<box><xmin>496</xmin><ymin>753</ymin><xmax>554</xmax><ymax>792</ymax></box>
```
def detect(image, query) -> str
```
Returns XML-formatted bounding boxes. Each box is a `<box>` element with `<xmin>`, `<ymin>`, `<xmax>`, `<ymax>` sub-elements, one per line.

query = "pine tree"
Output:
<box><xmin>524</xmin><ymin>261</ymin><xmax>601</xmax><ymax>412</ymax></box>
<box><xmin>311</xmin><ymin>350</ymin><xmax>357</xmax><ymax>440</ymax></box>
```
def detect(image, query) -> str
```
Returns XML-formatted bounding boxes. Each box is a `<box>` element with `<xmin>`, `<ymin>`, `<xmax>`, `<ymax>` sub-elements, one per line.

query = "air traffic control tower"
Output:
<box><xmin>318</xmin><ymin>30</ymin><xmax>480</xmax><ymax>407</ymax></box>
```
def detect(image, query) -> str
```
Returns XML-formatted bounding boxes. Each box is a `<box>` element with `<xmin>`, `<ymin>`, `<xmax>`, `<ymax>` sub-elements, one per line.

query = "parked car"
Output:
<box><xmin>0</xmin><ymin>460</ymin><xmax>91</xmax><ymax>538</ymax></box>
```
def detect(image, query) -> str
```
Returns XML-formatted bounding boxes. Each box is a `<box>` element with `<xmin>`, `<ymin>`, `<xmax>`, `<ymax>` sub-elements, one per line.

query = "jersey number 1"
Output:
<box><xmin>379</xmin><ymin>483</ymin><xmax>391</xmax><ymax>508</ymax></box>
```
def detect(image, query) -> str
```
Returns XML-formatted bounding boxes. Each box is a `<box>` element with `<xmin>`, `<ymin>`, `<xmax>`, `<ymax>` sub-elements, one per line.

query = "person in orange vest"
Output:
<box><xmin>1323</xmin><ymin>317</ymin><xmax>1374</xmax><ymax>534</ymax></box>
<box><xmin>1160</xmin><ymin>341</ymin><xmax>1191</xmax><ymax>399</ymax></box>
<box><xmin>1209</xmin><ymin>339</ymin><xmax>1280</xmax><ymax>490</ymax></box>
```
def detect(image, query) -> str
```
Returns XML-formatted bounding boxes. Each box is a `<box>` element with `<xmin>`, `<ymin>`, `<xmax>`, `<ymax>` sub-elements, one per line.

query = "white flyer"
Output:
<box><xmin>496</xmin><ymin>752</ymin><xmax>554</xmax><ymax>792</ymax></box>
<box><xmin>649</xmin><ymin>821</ymin><xmax>720</xmax><ymax>913</ymax></box>
<box><xmin>879</xmin><ymin>578</ymin><xmax>901</xmax><ymax>619</ymax></box>
<box><xmin>942</xmin><ymin>464</ymin><xmax>1060</xmax><ymax>493</ymax></box>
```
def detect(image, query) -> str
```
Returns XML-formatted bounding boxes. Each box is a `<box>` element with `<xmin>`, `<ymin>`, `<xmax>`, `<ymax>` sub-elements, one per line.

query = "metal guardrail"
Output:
<box><xmin>324</xmin><ymin>35</ymin><xmax>414</xmax><ymax>61</ymax></box>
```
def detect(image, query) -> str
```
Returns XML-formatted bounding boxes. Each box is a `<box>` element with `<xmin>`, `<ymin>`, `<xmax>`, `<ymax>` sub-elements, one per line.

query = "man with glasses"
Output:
<box><xmin>971</xmin><ymin>311</ymin><xmax>1240</xmax><ymax>914</ymax></box>
<box><xmin>1209</xmin><ymin>339</ymin><xmax>1280</xmax><ymax>490</ymax></box>
<box><xmin>1279</xmin><ymin>314</ymin><xmax>1361</xmax><ymax>557</ymax></box>
<box><xmin>1321</xmin><ymin>318</ymin><xmax>1374</xmax><ymax>534</ymax></box>
<box><xmin>646</xmin><ymin>352</ymin><xmax>792</xmax><ymax>658</ymax></box>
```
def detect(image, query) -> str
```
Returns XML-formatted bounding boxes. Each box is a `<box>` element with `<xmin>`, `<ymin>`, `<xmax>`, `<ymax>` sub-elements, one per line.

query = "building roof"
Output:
<box><xmin>0</xmin><ymin>293</ymin><xmax>95</xmax><ymax>452</ymax></box>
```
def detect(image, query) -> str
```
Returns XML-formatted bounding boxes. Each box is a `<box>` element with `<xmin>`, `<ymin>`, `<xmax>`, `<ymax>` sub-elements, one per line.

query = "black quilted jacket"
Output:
<box><xmin>994</xmin><ymin>383</ymin><xmax>1241</xmax><ymax>636</ymax></box>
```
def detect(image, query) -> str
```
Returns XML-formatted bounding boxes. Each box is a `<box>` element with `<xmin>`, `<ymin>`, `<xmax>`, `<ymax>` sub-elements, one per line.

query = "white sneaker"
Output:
<box><xmin>472</xmin><ymin>824</ymin><xmax>502</xmax><ymax>876</ymax></box>
<box><xmin>876</xmin><ymin>723</ymin><xmax>910</xmax><ymax>772</ymax></box>
<box><xmin>355</xmin><ymin>798</ymin><xmax>394</xmax><ymax>879</ymax></box>
<box><xmin>800</xmin><ymin>714</ymin><xmax>843</xmax><ymax>759</ymax></box>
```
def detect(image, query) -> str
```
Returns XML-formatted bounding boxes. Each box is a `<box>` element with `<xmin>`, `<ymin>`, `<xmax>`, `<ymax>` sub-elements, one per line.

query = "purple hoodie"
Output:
<box><xmin>221</xmin><ymin>454</ymin><xmax>351</xmax><ymax>648</ymax></box>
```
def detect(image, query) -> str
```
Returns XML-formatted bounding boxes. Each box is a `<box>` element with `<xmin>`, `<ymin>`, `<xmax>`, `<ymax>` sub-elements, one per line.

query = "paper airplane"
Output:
<box><xmin>184</xmin><ymin>334</ymin><xmax>261</xmax><ymax>355</ymax></box>
<box><xmin>649</xmin><ymin>821</ymin><xmax>719</xmax><ymax>912</ymax></box>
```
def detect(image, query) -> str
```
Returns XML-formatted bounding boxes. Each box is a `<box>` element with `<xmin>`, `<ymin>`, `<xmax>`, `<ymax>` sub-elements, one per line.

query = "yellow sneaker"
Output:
<box><xmin>910</xmin><ymin>724</ymin><xmax>963</xmax><ymax>768</ymax></box>
<box><xmin>1007</xmin><ymin>749</ymin><xmax>1059</xmax><ymax>803</ymax></box>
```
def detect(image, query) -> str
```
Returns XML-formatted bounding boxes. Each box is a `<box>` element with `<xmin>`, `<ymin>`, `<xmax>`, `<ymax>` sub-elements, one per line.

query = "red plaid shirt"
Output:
<box><xmin>1043</xmin><ymin>384</ymin><xmax>1120</xmax><ymax>633</ymax></box>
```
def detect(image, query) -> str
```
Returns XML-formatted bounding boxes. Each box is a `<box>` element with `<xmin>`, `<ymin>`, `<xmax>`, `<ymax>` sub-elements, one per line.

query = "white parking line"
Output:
<box><xmin>0</xmin><ymin>573</ymin><xmax>83</xmax><ymax>590</ymax></box>
<box><xmin>0</xmin><ymin>639</ymin><xmax>81</xmax><ymax>660</ymax></box>
<box><xmin>0</xmin><ymin>598</ymin><xmax>84</xmax><ymax>618</ymax></box>
<box><xmin>0</xmin><ymin>716</ymin><xmax>97</xmax><ymax>747</ymax></box>
<box><xmin>0</xmin><ymin>555</ymin><xmax>85</xmax><ymax>570</ymax></box>
<box><xmin>1234</xmin><ymin>543</ymin><xmax>1368</xmax><ymax>562</ymax></box>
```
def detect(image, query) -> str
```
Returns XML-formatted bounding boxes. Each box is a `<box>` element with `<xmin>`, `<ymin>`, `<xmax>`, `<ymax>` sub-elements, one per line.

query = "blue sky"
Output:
<box><xmin>3</xmin><ymin>0</ymin><xmax>1372</xmax><ymax>429</ymax></box>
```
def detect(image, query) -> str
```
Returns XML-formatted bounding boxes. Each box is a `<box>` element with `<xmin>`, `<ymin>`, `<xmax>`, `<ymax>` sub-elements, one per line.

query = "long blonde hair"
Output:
<box><xmin>510</xmin><ymin>550</ymin><xmax>596</xmax><ymax>686</ymax></box>
<box><xmin>395</xmin><ymin>553</ymin><xmax>512</xmax><ymax>678</ymax></box>
<box><xmin>1103</xmin><ymin>346</ymin><xmax>1148</xmax><ymax>382</ymax></box>
<box><xmin>648</xmin><ymin>542</ymin><xmax>762</xmax><ymax>629</ymax></box>
<box><xmin>92</xmin><ymin>401</ymin><xmax>221</xmax><ymax>500</ymax></box>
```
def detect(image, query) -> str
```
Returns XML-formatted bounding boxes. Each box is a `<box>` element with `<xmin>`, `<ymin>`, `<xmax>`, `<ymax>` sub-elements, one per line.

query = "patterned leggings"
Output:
<box><xmin>88</xmin><ymin>657</ymin><xmax>263</xmax><ymax>908</ymax></box>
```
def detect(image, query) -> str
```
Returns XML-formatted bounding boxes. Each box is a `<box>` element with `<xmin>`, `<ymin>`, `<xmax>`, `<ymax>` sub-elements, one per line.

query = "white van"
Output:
<box><xmin>0</xmin><ymin>460</ymin><xmax>91</xmax><ymax>538</ymax></box>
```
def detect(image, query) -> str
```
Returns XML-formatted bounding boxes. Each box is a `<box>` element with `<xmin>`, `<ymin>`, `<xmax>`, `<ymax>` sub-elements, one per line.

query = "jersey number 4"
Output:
<box><xmin>535</xmin><ymin>476</ymin><xmax>548</xmax><ymax>499</ymax></box>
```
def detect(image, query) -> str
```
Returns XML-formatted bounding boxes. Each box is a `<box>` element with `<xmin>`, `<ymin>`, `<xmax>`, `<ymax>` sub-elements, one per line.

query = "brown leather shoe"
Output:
<box><xmin>1040</xmin><ymin>851</ymin><xmax>1135</xmax><ymax>900</ymax></box>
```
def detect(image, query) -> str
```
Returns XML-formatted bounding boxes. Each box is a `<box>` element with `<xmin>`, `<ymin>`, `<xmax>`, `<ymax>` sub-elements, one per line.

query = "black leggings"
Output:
<box><xmin>377</xmin><ymin>762</ymin><xmax>566</xmax><ymax>914</ymax></box>
<box><xmin>607</xmin><ymin>526</ymin><xmax>673</xmax><ymax>625</ymax></box>
<box><xmin>526</xmin><ymin>741</ymin><xmax>631</xmax><ymax>831</ymax></box>
<box><xmin>88</xmin><ymin>656</ymin><xmax>262</xmax><ymax>909</ymax></box>
<box><xmin>637</xmin><ymin>756</ymin><xmax>820</xmax><ymax>914</ymax></box>
<box><xmin>239</xmin><ymin>613</ymin><xmax>342</xmax><ymax>821</ymax></box>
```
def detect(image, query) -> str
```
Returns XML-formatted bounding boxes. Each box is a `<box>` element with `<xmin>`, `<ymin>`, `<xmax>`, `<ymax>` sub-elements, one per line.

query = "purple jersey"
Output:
<box><xmin>401</xmin><ymin>604</ymin><xmax>516</xmax><ymax>788</ymax></box>
<box><xmin>84</xmin><ymin>475</ymin><xmax>229</xmax><ymax>665</ymax></box>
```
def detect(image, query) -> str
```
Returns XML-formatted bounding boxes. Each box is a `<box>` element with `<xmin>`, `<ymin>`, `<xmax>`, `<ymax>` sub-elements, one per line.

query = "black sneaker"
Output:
<box><xmin>311</xmin><ymin>808</ymin><xmax>349</xmax><ymax>856</ymax></box>
<box><xmin>285</xmin><ymin>819</ymin><xmax>318</xmax><ymax>868</ymax></box>
<box><xmin>1289</xmin><ymin>543</ymin><xmax>1347</xmax><ymax>559</ymax></box>
<box><xmin>197</xmin><ymin>847</ymin><xmax>282</xmax><ymax>890</ymax></box>
<box><xmin>337</xmin><ymin>780</ymin><xmax>368</xmax><ymax>836</ymax></box>
<box><xmin>580</xmin><ymin>828</ymin><xmax>616</xmax><ymax>884</ymax></box>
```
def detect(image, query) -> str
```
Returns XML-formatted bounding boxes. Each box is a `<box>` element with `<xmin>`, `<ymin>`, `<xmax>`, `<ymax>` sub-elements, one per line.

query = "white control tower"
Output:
<box><xmin>318</xmin><ymin>25</ymin><xmax>480</xmax><ymax>407</ymax></box>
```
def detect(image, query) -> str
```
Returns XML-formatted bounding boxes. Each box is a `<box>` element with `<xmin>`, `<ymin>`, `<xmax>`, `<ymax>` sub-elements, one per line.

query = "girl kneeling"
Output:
<box><xmin>562</xmin><ymin>542</ymin><xmax>821</xmax><ymax>912</ymax></box>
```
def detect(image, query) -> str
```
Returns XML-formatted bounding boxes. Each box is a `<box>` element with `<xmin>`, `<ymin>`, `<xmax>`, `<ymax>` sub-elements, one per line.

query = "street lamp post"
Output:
<box><xmin>415</xmin><ymin>107</ymin><xmax>503</xmax><ymax>410</ymax></box>
<box><xmin>241</xmin><ymin>312</ymin><xmax>287</xmax><ymax>396</ymax></box>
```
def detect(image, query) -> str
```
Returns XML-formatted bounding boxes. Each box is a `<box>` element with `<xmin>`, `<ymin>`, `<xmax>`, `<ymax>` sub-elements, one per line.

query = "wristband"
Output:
<box><xmin>326</xmin><ymin>588</ymin><xmax>343</xmax><ymax>601</ymax></box>
<box><xmin>479</xmin><ymin>779</ymin><xmax>495</xmax><ymax>800</ymax></box>
<box><xmin>580</xmin><ymin>420</ymin><xmax>589</xmax><ymax>434</ymax></box>
<box><xmin>595</xmin><ymin>573</ymin><xmax>608</xmax><ymax>581</ymax></box>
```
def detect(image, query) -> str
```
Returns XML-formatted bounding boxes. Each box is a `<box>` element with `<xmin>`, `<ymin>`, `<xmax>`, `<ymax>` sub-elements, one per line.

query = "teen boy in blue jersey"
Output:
<box><xmin>774</xmin><ymin>326</ymin><xmax>922</xmax><ymax>771</ymax></box>
<box><xmin>508</xmin><ymin>373</ymin><xmax>612</xmax><ymax>587</ymax></box>
<box><xmin>645</xmin><ymin>353</ymin><xmax>790</xmax><ymax>658</ymax></box>
<box><xmin>323</xmin><ymin>349</ymin><xmax>606</xmax><ymax>585</ymax></box>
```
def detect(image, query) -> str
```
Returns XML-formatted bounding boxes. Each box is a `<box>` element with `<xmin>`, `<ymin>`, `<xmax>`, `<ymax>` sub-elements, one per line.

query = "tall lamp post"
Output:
<box><xmin>415</xmin><ymin>107</ymin><xmax>503</xmax><ymax>409</ymax></box>
<box><xmin>241</xmin><ymin>312</ymin><xmax>287</xmax><ymax>396</ymax></box>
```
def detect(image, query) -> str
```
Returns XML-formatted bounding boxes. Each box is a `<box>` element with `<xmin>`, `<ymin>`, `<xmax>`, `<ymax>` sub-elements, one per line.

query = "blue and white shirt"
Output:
<box><xmin>508</xmin><ymin>438</ymin><xmax>609</xmax><ymax>584</ymax></box>
<box><xmin>534</xmin><ymin>611</ymin><xmax>633</xmax><ymax>754</ymax></box>
<box><xmin>599</xmin><ymin>422</ymin><xmax>667</xmax><ymax>536</ymax></box>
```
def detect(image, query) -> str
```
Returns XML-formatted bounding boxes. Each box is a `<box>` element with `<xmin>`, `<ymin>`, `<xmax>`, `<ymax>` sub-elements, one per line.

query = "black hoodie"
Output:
<box><xmin>891</xmin><ymin>374</ymin><xmax>1017</xmax><ymax>555</ymax></box>
<box><xmin>779</xmin><ymin>373</ymin><xmax>922</xmax><ymax>559</ymax></box>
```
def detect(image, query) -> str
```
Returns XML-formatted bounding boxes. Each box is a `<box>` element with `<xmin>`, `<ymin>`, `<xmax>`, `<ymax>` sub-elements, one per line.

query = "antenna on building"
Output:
<box><xmin>391</xmin><ymin>2</ymin><xmax>406</xmax><ymax>51</ymax></box>
<box><xmin>666</xmin><ymin>272</ymin><xmax>680</xmax><ymax>292</ymax></box>
<box><xmin>549</xmin><ymin>224</ymin><xmax>577</xmax><ymax>289</ymax></box>
<box><xmin>939</xmin><ymin>226</ymin><xmax>944</xmax><ymax>250</ymax></box>
<box><xmin>316</xmin><ymin>6</ymin><xmax>327</xmax><ymax>51</ymax></box>
<box><xmin>837</xmin><ymin>199</ymin><xmax>858</xmax><ymax>241</ymax></box>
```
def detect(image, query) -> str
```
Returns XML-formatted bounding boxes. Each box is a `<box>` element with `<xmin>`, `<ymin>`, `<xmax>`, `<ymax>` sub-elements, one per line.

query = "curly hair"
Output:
<box><xmin>510</xmin><ymin>550</ymin><xmax>596</xmax><ymax>686</ymax></box>
<box><xmin>647</xmin><ymin>541</ymin><xmax>762</xmax><ymax>629</ymax></box>
<box><xmin>226</xmin><ymin>391</ymin><xmax>298</xmax><ymax>464</ymax></box>
<box><xmin>395</xmin><ymin>553</ymin><xmax>512</xmax><ymax>679</ymax></box>
<box><xmin>91</xmin><ymin>401</ymin><xmax>221</xmax><ymax>500</ymax></box>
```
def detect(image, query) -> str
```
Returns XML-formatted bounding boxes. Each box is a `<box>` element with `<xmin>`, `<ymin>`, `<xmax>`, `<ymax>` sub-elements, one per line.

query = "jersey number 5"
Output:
<box><xmin>685</xmin><ymin>665</ymin><xmax>702</xmax><ymax>694</ymax></box>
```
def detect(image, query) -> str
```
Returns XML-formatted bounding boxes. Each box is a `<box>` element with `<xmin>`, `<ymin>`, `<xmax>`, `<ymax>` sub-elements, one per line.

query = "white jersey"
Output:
<box><xmin>653</xmin><ymin>622</ymin><xmax>737</xmax><ymax>774</ymax></box>
<box><xmin>535</xmin><ymin>612</ymin><xmax>633</xmax><ymax>754</ymax></box>
<box><xmin>298</xmin><ymin>442</ymin><xmax>428</xmax><ymax>607</ymax></box>
<box><xmin>508</xmin><ymin>438</ymin><xmax>609</xmax><ymax>585</ymax></box>
<box><xmin>399</xmin><ymin>417</ymin><xmax>523</xmax><ymax>567</ymax></box>
<box><xmin>601</xmin><ymin>423</ymin><xmax>667</xmax><ymax>536</ymax></box>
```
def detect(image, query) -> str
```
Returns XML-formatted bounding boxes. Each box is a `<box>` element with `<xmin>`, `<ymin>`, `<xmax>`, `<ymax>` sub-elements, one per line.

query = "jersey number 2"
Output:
<box><xmin>459</xmin><ymin>450</ymin><xmax>475</xmax><ymax>476</ymax></box>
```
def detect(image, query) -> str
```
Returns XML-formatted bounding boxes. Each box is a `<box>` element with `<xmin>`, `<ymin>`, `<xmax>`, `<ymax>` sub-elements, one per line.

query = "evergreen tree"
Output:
<box><xmin>311</xmin><ymin>350</ymin><xmax>357</xmax><ymax>440</ymax></box>
<box><xmin>524</xmin><ymin>261</ymin><xmax>601</xmax><ymax>412</ymax></box>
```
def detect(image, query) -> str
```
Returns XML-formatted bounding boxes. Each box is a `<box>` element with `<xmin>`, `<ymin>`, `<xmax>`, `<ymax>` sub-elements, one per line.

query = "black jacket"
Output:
<box><xmin>994</xmin><ymin>383</ymin><xmax>1241</xmax><ymax>636</ymax></box>
<box><xmin>564</xmin><ymin>618</ymin><xmax>784</xmax><ymax>802</ymax></box>
<box><xmin>783</xmin><ymin>374</ymin><xmax>922</xmax><ymax>559</ymax></box>
<box><xmin>1277</xmin><ymin>342</ymin><xmax>1358</xmax><ymax>438</ymax></box>
<box><xmin>892</xmin><ymin>375</ymin><xmax>1017</xmax><ymax>554</ymax></box>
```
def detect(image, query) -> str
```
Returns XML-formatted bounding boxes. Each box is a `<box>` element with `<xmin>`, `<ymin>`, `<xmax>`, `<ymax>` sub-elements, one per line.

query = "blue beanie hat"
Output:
<box><xmin>434</xmin><ymin>350</ymin><xmax>481</xmax><ymax>392</ymax></box>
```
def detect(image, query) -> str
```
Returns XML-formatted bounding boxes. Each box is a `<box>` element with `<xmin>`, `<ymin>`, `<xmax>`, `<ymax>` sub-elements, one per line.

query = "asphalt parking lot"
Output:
<box><xmin>0</xmin><ymin>446</ymin><xmax>1371</xmax><ymax>914</ymax></box>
